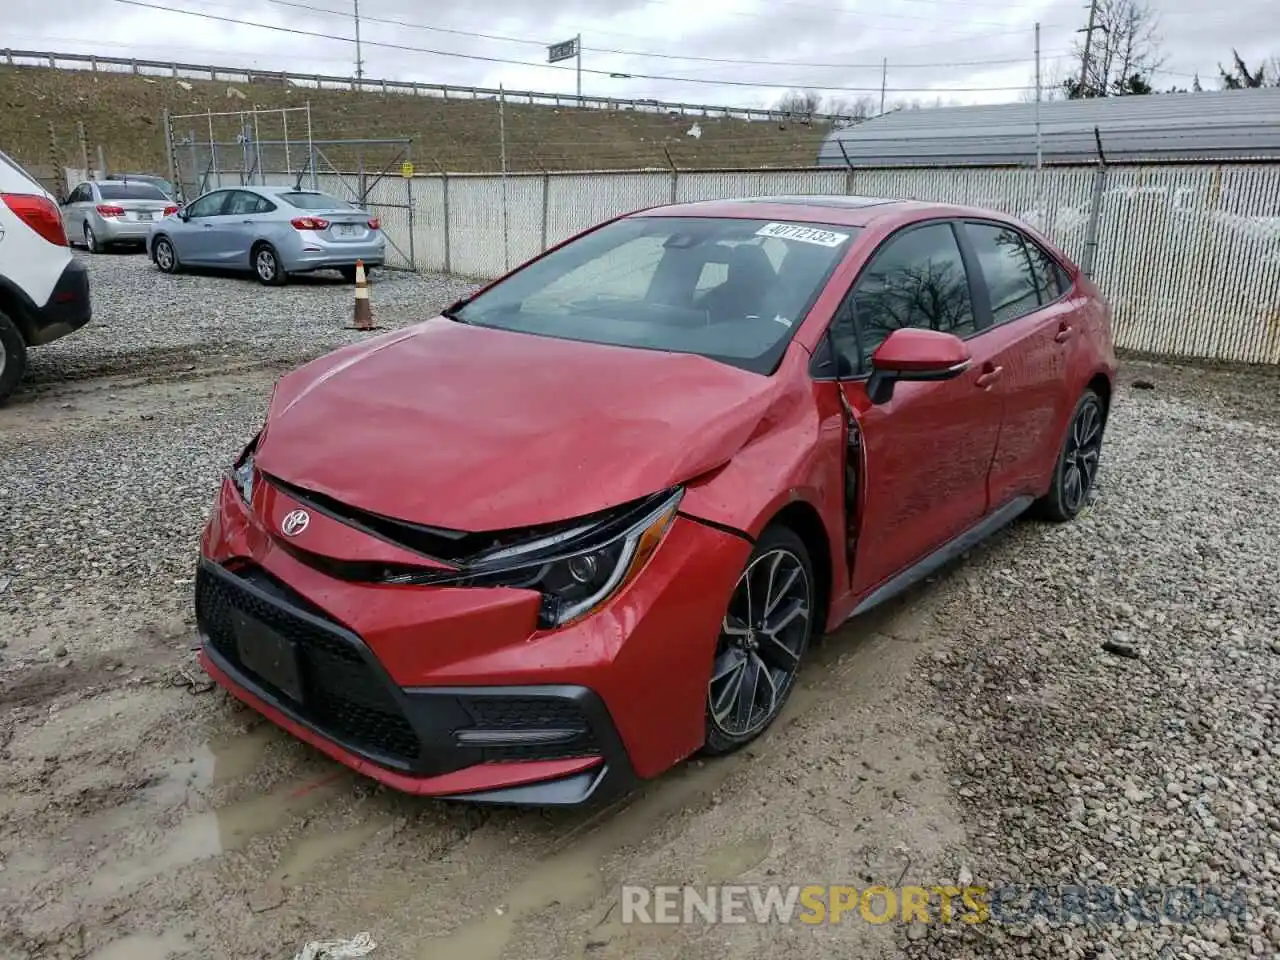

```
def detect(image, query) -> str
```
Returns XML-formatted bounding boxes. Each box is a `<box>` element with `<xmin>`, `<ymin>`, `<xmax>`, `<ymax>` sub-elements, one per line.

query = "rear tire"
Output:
<box><xmin>84</xmin><ymin>223</ymin><xmax>100</xmax><ymax>254</ymax></box>
<box><xmin>702</xmin><ymin>525</ymin><xmax>815</xmax><ymax>756</ymax></box>
<box><xmin>252</xmin><ymin>243</ymin><xmax>286</xmax><ymax>286</ymax></box>
<box><xmin>0</xmin><ymin>311</ymin><xmax>29</xmax><ymax>406</ymax></box>
<box><xmin>153</xmin><ymin>236</ymin><xmax>180</xmax><ymax>274</ymax></box>
<box><xmin>1035</xmin><ymin>389</ymin><xmax>1106</xmax><ymax>522</ymax></box>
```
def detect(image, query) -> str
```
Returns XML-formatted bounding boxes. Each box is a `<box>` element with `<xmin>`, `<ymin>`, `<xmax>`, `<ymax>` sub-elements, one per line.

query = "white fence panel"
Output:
<box><xmin>544</xmin><ymin>171</ymin><xmax>671</xmax><ymax>248</ymax></box>
<box><xmin>676</xmin><ymin>169</ymin><xmax>846</xmax><ymax>202</ymax></box>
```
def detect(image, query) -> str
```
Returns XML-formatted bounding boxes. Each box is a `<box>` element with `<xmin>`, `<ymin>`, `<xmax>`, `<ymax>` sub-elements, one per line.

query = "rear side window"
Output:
<box><xmin>965</xmin><ymin>223</ymin><xmax>1040</xmax><ymax>325</ymax></box>
<box><xmin>98</xmin><ymin>183</ymin><xmax>169</xmax><ymax>201</ymax></box>
<box><xmin>279</xmin><ymin>192</ymin><xmax>355</xmax><ymax>211</ymax></box>
<box><xmin>1024</xmin><ymin>240</ymin><xmax>1070</xmax><ymax>303</ymax></box>
<box><xmin>846</xmin><ymin>222</ymin><xmax>975</xmax><ymax>371</ymax></box>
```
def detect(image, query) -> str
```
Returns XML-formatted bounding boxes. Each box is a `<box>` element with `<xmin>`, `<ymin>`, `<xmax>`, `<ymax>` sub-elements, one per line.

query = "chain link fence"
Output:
<box><xmin>389</xmin><ymin>162</ymin><xmax>1280</xmax><ymax>364</ymax></box>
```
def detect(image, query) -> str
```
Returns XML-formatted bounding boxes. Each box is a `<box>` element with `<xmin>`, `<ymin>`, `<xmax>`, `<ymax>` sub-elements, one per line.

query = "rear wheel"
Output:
<box><xmin>703</xmin><ymin>525</ymin><xmax>815</xmax><ymax>755</ymax></box>
<box><xmin>1036</xmin><ymin>388</ymin><xmax>1105</xmax><ymax>522</ymax></box>
<box><xmin>84</xmin><ymin>223</ymin><xmax>101</xmax><ymax>254</ymax></box>
<box><xmin>153</xmin><ymin>237</ymin><xmax>180</xmax><ymax>274</ymax></box>
<box><xmin>252</xmin><ymin>243</ymin><xmax>286</xmax><ymax>286</ymax></box>
<box><xmin>0</xmin><ymin>311</ymin><xmax>29</xmax><ymax>406</ymax></box>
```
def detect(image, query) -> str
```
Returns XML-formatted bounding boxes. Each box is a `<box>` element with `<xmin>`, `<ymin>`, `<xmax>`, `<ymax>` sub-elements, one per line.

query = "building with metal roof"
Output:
<box><xmin>817</xmin><ymin>88</ymin><xmax>1280</xmax><ymax>167</ymax></box>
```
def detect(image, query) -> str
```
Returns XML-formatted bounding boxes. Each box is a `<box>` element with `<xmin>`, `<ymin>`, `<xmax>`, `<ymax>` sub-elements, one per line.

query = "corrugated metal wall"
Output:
<box><xmin>389</xmin><ymin>163</ymin><xmax>1280</xmax><ymax>364</ymax></box>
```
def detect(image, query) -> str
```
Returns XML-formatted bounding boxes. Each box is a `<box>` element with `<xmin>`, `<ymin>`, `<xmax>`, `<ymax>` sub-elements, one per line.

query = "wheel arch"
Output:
<box><xmin>760</xmin><ymin>499</ymin><xmax>833</xmax><ymax>640</ymax></box>
<box><xmin>0</xmin><ymin>278</ymin><xmax>37</xmax><ymax>344</ymax></box>
<box><xmin>1086</xmin><ymin>371</ymin><xmax>1113</xmax><ymax>421</ymax></box>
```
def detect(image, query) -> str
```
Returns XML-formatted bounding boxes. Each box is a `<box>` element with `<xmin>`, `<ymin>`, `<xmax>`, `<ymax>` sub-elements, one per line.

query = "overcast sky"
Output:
<box><xmin>5</xmin><ymin>0</ymin><xmax>1277</xmax><ymax>109</ymax></box>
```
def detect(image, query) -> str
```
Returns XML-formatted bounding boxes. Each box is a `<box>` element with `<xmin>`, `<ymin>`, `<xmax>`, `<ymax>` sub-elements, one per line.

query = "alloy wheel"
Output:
<box><xmin>256</xmin><ymin>248</ymin><xmax>277</xmax><ymax>282</ymax></box>
<box><xmin>708</xmin><ymin>548</ymin><xmax>811</xmax><ymax>739</ymax></box>
<box><xmin>84</xmin><ymin>224</ymin><xmax>98</xmax><ymax>253</ymax></box>
<box><xmin>155</xmin><ymin>240</ymin><xmax>174</xmax><ymax>271</ymax></box>
<box><xmin>1061</xmin><ymin>396</ymin><xmax>1103</xmax><ymax>514</ymax></box>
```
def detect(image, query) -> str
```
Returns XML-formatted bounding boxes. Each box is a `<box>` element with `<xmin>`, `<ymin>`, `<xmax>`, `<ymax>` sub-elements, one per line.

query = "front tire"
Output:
<box><xmin>153</xmin><ymin>236</ymin><xmax>180</xmax><ymax>274</ymax></box>
<box><xmin>252</xmin><ymin>243</ymin><xmax>286</xmax><ymax>286</ymax></box>
<box><xmin>703</xmin><ymin>525</ymin><xmax>815</xmax><ymax>756</ymax></box>
<box><xmin>0</xmin><ymin>311</ymin><xmax>29</xmax><ymax>406</ymax></box>
<box><xmin>1036</xmin><ymin>388</ymin><xmax>1105</xmax><ymax>522</ymax></box>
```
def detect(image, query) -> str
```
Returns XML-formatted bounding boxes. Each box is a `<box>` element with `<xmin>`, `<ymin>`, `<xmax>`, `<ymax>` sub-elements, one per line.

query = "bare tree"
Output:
<box><xmin>1019</xmin><ymin>62</ymin><xmax>1068</xmax><ymax>102</ymax></box>
<box><xmin>823</xmin><ymin>95</ymin><xmax>877</xmax><ymax>120</ymax></box>
<box><xmin>774</xmin><ymin>88</ymin><xmax>824</xmax><ymax>116</ymax></box>
<box><xmin>1219</xmin><ymin>50</ymin><xmax>1280</xmax><ymax>88</ymax></box>
<box><xmin>1064</xmin><ymin>0</ymin><xmax>1165</xmax><ymax>97</ymax></box>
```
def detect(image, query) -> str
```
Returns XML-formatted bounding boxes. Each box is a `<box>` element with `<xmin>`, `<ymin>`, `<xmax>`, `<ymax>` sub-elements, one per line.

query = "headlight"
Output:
<box><xmin>232</xmin><ymin>435</ymin><xmax>259</xmax><ymax>502</ymax></box>
<box><xmin>385</xmin><ymin>488</ymin><xmax>683</xmax><ymax>628</ymax></box>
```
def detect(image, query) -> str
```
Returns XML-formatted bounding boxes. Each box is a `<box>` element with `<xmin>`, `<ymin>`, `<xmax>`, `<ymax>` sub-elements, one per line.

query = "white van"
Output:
<box><xmin>0</xmin><ymin>149</ymin><xmax>92</xmax><ymax>404</ymax></box>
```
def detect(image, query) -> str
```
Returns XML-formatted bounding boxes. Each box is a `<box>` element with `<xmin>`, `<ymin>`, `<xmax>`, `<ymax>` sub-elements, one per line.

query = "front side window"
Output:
<box><xmin>186</xmin><ymin>192</ymin><xmax>228</xmax><ymax>218</ymax></box>
<box><xmin>453</xmin><ymin>216</ymin><xmax>858</xmax><ymax>373</ymax></box>
<box><xmin>965</xmin><ymin>222</ymin><xmax>1040</xmax><ymax>325</ymax></box>
<box><xmin>844</xmin><ymin>222</ymin><xmax>975</xmax><ymax>371</ymax></box>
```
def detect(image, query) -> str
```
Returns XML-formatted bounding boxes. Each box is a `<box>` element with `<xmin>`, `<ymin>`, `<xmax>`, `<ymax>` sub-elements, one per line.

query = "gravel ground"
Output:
<box><xmin>2</xmin><ymin>250</ymin><xmax>1279</xmax><ymax>958</ymax></box>
<box><xmin>17</xmin><ymin>250</ymin><xmax>478</xmax><ymax>391</ymax></box>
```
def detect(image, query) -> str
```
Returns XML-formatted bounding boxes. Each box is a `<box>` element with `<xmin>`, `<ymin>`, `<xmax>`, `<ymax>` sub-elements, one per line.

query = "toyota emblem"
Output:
<box><xmin>280</xmin><ymin>509</ymin><xmax>310</xmax><ymax>537</ymax></box>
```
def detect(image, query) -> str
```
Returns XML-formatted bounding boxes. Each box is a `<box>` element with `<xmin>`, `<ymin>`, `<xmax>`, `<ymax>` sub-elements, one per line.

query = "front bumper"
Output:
<box><xmin>196</xmin><ymin>475</ymin><xmax>751</xmax><ymax>803</ymax></box>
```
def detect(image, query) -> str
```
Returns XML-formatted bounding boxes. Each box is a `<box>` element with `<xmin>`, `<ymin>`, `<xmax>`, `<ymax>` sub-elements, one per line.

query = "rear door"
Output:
<box><xmin>210</xmin><ymin>190</ymin><xmax>270</xmax><ymax>264</ymax></box>
<box><xmin>956</xmin><ymin>219</ymin><xmax>1081</xmax><ymax>508</ymax></box>
<box><xmin>829</xmin><ymin>221</ymin><xmax>1005</xmax><ymax>596</ymax></box>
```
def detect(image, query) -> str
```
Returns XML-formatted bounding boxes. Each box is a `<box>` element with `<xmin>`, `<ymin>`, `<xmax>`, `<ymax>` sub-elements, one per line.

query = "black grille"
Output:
<box><xmin>461</xmin><ymin>696</ymin><xmax>599</xmax><ymax>762</ymax></box>
<box><xmin>196</xmin><ymin>564</ymin><xmax>421</xmax><ymax>765</ymax></box>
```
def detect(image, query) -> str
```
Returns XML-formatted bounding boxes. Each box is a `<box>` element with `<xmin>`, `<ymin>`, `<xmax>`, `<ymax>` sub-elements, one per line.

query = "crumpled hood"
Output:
<box><xmin>255</xmin><ymin>317</ymin><xmax>790</xmax><ymax>531</ymax></box>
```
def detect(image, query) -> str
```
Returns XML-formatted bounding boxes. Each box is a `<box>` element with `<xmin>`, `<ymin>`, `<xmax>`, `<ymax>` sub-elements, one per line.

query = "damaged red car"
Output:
<box><xmin>196</xmin><ymin>196</ymin><xmax>1116</xmax><ymax>805</ymax></box>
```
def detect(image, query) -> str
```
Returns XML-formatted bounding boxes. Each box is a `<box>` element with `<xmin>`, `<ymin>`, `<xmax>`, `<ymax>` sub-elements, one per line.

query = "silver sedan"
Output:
<box><xmin>146</xmin><ymin>185</ymin><xmax>386</xmax><ymax>285</ymax></box>
<box><xmin>61</xmin><ymin>179</ymin><xmax>176</xmax><ymax>253</ymax></box>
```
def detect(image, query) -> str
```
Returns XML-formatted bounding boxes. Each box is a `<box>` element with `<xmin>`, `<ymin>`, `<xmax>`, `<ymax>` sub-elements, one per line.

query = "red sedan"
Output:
<box><xmin>196</xmin><ymin>196</ymin><xmax>1116</xmax><ymax>805</ymax></box>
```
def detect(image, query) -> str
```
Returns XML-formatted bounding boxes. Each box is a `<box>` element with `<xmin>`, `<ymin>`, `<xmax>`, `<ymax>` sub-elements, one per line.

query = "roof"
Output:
<box><xmin>818</xmin><ymin>88</ymin><xmax>1280</xmax><ymax>167</ymax></box>
<box><xmin>638</xmin><ymin>195</ymin><xmax>911</xmax><ymax>227</ymax></box>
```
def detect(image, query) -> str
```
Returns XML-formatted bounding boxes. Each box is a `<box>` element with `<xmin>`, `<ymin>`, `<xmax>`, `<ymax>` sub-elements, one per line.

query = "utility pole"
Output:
<box><xmin>1077</xmin><ymin>0</ymin><xmax>1100</xmax><ymax>96</ymax></box>
<box><xmin>879</xmin><ymin>58</ymin><xmax>887</xmax><ymax>114</ymax></box>
<box><xmin>353</xmin><ymin>0</ymin><xmax>364</xmax><ymax>82</ymax></box>
<box><xmin>576</xmin><ymin>33</ymin><xmax>582</xmax><ymax>98</ymax></box>
<box><xmin>1034</xmin><ymin>21</ymin><xmax>1043</xmax><ymax>170</ymax></box>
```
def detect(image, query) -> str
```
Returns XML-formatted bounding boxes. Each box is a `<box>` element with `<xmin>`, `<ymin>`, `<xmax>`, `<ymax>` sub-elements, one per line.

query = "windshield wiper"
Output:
<box><xmin>440</xmin><ymin>295</ymin><xmax>473</xmax><ymax>324</ymax></box>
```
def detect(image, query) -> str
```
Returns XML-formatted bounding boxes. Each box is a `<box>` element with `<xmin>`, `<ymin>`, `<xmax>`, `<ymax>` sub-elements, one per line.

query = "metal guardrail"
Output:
<box><xmin>1</xmin><ymin>48</ymin><xmax>858</xmax><ymax>125</ymax></box>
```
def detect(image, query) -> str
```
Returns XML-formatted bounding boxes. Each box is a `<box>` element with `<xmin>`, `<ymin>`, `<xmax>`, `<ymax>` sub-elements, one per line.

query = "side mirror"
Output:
<box><xmin>178</xmin><ymin>208</ymin><xmax>190</xmax><ymax>222</ymax></box>
<box><xmin>866</xmin><ymin>328</ymin><xmax>971</xmax><ymax>405</ymax></box>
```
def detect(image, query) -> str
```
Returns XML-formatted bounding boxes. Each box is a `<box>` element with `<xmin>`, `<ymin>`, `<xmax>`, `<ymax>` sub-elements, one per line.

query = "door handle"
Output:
<box><xmin>1054</xmin><ymin>324</ymin><xmax>1075</xmax><ymax>343</ymax></box>
<box><xmin>975</xmin><ymin>366</ymin><xmax>1003</xmax><ymax>389</ymax></box>
<box><xmin>241</xmin><ymin>219</ymin><xmax>254</xmax><ymax>224</ymax></box>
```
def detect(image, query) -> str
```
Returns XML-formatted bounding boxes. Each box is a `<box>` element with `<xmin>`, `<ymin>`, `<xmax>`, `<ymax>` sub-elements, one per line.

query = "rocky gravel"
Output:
<box><xmin>904</xmin><ymin>361</ymin><xmax>1280</xmax><ymax>958</ymax></box>
<box><xmin>2</xmin><ymin>247</ymin><xmax>1280</xmax><ymax>958</ymax></box>
<box><xmin>18</xmin><ymin>250</ymin><xmax>477</xmax><ymax>390</ymax></box>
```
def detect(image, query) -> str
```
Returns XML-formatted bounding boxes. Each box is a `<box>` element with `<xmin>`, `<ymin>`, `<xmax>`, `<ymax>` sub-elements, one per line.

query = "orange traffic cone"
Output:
<box><xmin>349</xmin><ymin>260</ymin><xmax>377</xmax><ymax>331</ymax></box>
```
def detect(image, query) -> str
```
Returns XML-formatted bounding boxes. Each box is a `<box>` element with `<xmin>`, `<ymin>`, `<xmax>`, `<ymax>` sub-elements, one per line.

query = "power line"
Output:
<box><xmin>239</xmin><ymin>0</ymin><xmax>1068</xmax><ymax>71</ymax></box>
<box><xmin>105</xmin><ymin>0</ymin><xmax>1040</xmax><ymax>93</ymax></box>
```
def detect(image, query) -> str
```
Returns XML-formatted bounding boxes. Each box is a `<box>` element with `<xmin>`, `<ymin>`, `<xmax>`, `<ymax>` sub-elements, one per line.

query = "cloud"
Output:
<box><xmin>3</xmin><ymin>0</ymin><xmax>1277</xmax><ymax>108</ymax></box>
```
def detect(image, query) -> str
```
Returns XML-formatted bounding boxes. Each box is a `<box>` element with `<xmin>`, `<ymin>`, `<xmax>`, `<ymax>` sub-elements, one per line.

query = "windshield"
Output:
<box><xmin>280</xmin><ymin>191</ymin><xmax>356</xmax><ymax>210</ymax></box>
<box><xmin>98</xmin><ymin>183</ymin><xmax>169</xmax><ymax>201</ymax></box>
<box><xmin>454</xmin><ymin>216</ymin><xmax>857</xmax><ymax>373</ymax></box>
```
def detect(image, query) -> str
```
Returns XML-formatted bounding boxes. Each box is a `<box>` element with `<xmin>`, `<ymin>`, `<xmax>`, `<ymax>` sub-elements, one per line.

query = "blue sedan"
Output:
<box><xmin>147</xmin><ymin>185</ymin><xmax>386</xmax><ymax>285</ymax></box>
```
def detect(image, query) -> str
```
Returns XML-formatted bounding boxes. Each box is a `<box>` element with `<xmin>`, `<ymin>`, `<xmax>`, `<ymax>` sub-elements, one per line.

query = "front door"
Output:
<box><xmin>172</xmin><ymin>190</ymin><xmax>231</xmax><ymax>264</ymax></box>
<box><xmin>827</xmin><ymin>221</ymin><xmax>1004</xmax><ymax>598</ymax></box>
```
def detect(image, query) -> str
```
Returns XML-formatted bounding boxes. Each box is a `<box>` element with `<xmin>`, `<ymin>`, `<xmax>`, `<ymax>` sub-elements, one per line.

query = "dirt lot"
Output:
<box><xmin>1</xmin><ymin>254</ymin><xmax>1278</xmax><ymax>960</ymax></box>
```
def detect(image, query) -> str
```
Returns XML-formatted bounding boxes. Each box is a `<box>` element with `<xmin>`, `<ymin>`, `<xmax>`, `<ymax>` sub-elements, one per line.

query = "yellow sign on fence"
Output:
<box><xmin>401</xmin><ymin>161</ymin><xmax>414</xmax><ymax>178</ymax></box>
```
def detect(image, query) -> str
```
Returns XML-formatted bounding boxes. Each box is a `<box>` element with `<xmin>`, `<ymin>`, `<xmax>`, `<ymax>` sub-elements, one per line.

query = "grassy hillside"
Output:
<box><xmin>1</xmin><ymin>65</ymin><xmax>831</xmax><ymax>185</ymax></box>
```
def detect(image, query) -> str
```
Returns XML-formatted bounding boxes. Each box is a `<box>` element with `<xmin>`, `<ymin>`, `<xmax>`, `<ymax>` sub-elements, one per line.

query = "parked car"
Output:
<box><xmin>195</xmin><ymin>195</ymin><xmax>1116</xmax><ymax>805</ymax></box>
<box><xmin>62</xmin><ymin>179</ymin><xmax>177</xmax><ymax>253</ymax></box>
<box><xmin>147</xmin><ymin>185</ymin><xmax>385</xmax><ymax>285</ymax></box>
<box><xmin>0</xmin><ymin>149</ymin><xmax>92</xmax><ymax>403</ymax></box>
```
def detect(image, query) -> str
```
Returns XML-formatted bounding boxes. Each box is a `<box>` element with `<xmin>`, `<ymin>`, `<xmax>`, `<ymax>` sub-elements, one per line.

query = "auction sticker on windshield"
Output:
<box><xmin>755</xmin><ymin>222</ymin><xmax>850</xmax><ymax>247</ymax></box>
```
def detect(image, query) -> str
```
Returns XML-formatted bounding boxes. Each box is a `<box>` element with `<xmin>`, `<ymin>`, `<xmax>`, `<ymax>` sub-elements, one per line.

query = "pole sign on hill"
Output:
<box><xmin>547</xmin><ymin>38</ymin><xmax>579</xmax><ymax>63</ymax></box>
